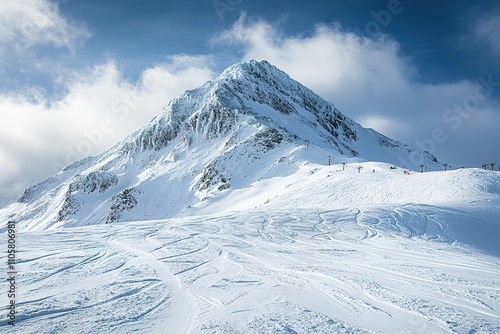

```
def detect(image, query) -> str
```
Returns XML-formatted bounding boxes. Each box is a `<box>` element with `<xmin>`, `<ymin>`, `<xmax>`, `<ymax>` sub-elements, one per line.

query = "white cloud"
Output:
<box><xmin>0</xmin><ymin>0</ymin><xmax>90</xmax><ymax>51</ymax></box>
<box><xmin>0</xmin><ymin>57</ymin><xmax>214</xmax><ymax>207</ymax></box>
<box><xmin>357</xmin><ymin>115</ymin><xmax>405</xmax><ymax>135</ymax></box>
<box><xmin>216</xmin><ymin>17</ymin><xmax>415</xmax><ymax>100</ymax></box>
<box><xmin>471</xmin><ymin>15</ymin><xmax>500</xmax><ymax>54</ymax></box>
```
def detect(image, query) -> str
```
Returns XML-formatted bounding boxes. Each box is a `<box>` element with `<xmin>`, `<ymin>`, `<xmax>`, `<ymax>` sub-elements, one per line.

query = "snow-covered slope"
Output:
<box><xmin>0</xmin><ymin>60</ymin><xmax>438</xmax><ymax>231</ymax></box>
<box><xmin>1</xmin><ymin>170</ymin><xmax>499</xmax><ymax>333</ymax></box>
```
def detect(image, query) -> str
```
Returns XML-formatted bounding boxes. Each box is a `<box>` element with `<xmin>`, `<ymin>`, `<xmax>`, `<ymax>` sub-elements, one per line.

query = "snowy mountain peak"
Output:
<box><xmin>2</xmin><ymin>60</ymin><xmax>440</xmax><ymax>230</ymax></box>
<box><xmin>217</xmin><ymin>59</ymin><xmax>296</xmax><ymax>88</ymax></box>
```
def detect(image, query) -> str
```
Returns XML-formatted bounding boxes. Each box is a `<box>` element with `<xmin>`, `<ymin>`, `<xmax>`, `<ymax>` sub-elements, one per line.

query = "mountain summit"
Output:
<box><xmin>2</xmin><ymin>60</ymin><xmax>437</xmax><ymax>230</ymax></box>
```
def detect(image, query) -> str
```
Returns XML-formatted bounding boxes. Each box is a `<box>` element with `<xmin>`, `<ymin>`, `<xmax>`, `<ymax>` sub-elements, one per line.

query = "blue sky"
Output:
<box><xmin>0</xmin><ymin>0</ymin><xmax>499</xmax><ymax>206</ymax></box>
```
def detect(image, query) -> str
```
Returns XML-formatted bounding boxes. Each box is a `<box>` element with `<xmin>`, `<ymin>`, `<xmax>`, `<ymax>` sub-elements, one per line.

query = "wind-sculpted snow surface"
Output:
<box><xmin>2</xmin><ymin>208</ymin><xmax>500</xmax><ymax>333</ymax></box>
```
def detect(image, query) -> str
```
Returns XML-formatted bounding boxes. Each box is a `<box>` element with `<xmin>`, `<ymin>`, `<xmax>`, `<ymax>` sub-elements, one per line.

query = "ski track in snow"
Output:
<box><xmin>2</xmin><ymin>206</ymin><xmax>500</xmax><ymax>334</ymax></box>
